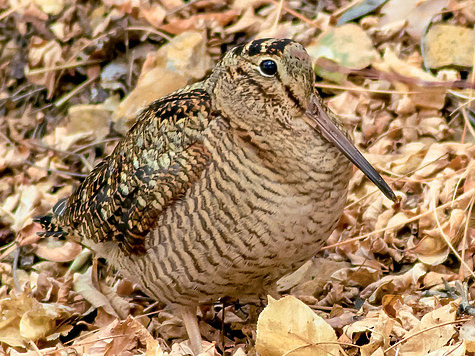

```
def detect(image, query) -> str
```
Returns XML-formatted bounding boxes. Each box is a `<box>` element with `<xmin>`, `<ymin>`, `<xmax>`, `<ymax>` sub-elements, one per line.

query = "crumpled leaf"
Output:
<box><xmin>416</xmin><ymin>208</ymin><xmax>466</xmax><ymax>265</ymax></box>
<box><xmin>256</xmin><ymin>295</ymin><xmax>338</xmax><ymax>356</ymax></box>
<box><xmin>365</xmin><ymin>263</ymin><xmax>428</xmax><ymax>303</ymax></box>
<box><xmin>277</xmin><ymin>257</ymin><xmax>350</xmax><ymax>293</ymax></box>
<box><xmin>32</xmin><ymin>0</ymin><xmax>64</xmax><ymax>15</ymax></box>
<box><xmin>35</xmin><ymin>240</ymin><xmax>82</xmax><ymax>263</ymax></box>
<box><xmin>0</xmin><ymin>185</ymin><xmax>42</xmax><ymax>233</ymax></box>
<box><xmin>399</xmin><ymin>302</ymin><xmax>458</xmax><ymax>354</ymax></box>
<box><xmin>159</xmin><ymin>10</ymin><xmax>239</xmax><ymax>35</ymax></box>
<box><xmin>69</xmin><ymin>315</ymin><xmax>164</xmax><ymax>355</ymax></box>
<box><xmin>374</xmin><ymin>48</ymin><xmax>446</xmax><ymax>109</ymax></box>
<box><xmin>0</xmin><ymin>291</ymin><xmax>73</xmax><ymax>347</ymax></box>
<box><xmin>73</xmin><ymin>266</ymin><xmax>130</xmax><ymax>319</ymax></box>
<box><xmin>380</xmin><ymin>0</ymin><xmax>448</xmax><ymax>39</ymax></box>
<box><xmin>26</xmin><ymin>37</ymin><xmax>63</xmax><ymax>99</ymax></box>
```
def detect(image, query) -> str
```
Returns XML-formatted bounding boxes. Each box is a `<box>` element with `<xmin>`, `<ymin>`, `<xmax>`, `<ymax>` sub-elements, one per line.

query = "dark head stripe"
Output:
<box><xmin>247</xmin><ymin>38</ymin><xmax>295</xmax><ymax>57</ymax></box>
<box><xmin>266</xmin><ymin>38</ymin><xmax>294</xmax><ymax>55</ymax></box>
<box><xmin>232</xmin><ymin>44</ymin><xmax>244</xmax><ymax>57</ymax></box>
<box><xmin>248</xmin><ymin>38</ymin><xmax>272</xmax><ymax>56</ymax></box>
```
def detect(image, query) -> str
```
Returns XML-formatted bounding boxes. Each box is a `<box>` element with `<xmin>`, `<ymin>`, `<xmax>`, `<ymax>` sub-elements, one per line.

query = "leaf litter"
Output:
<box><xmin>0</xmin><ymin>0</ymin><xmax>474</xmax><ymax>355</ymax></box>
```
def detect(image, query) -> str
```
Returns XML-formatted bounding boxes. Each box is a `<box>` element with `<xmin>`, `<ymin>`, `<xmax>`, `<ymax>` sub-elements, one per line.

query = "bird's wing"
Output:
<box><xmin>50</xmin><ymin>88</ymin><xmax>214</xmax><ymax>254</ymax></box>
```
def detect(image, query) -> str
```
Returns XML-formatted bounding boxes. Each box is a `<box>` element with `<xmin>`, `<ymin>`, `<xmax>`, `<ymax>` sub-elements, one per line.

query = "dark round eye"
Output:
<box><xmin>259</xmin><ymin>60</ymin><xmax>278</xmax><ymax>77</ymax></box>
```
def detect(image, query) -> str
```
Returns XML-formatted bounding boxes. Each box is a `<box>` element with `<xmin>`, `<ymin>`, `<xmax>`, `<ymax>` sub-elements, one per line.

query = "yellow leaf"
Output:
<box><xmin>256</xmin><ymin>295</ymin><xmax>338</xmax><ymax>356</ymax></box>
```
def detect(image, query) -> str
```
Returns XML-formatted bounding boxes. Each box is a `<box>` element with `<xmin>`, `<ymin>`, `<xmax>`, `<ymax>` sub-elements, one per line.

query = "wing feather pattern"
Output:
<box><xmin>46</xmin><ymin>89</ymin><xmax>214</xmax><ymax>254</ymax></box>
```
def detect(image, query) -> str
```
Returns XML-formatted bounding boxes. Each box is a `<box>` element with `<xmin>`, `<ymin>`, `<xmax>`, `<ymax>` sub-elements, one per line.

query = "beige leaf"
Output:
<box><xmin>159</xmin><ymin>10</ymin><xmax>239</xmax><ymax>35</ymax></box>
<box><xmin>27</xmin><ymin>37</ymin><xmax>63</xmax><ymax>99</ymax></box>
<box><xmin>32</xmin><ymin>0</ymin><xmax>64</xmax><ymax>15</ymax></box>
<box><xmin>460</xmin><ymin>318</ymin><xmax>475</xmax><ymax>352</ymax></box>
<box><xmin>423</xmin><ymin>24</ymin><xmax>475</xmax><ymax>68</ymax></box>
<box><xmin>35</xmin><ymin>240</ymin><xmax>82</xmax><ymax>262</ymax></box>
<box><xmin>0</xmin><ymin>291</ymin><xmax>73</xmax><ymax>347</ymax></box>
<box><xmin>277</xmin><ymin>257</ymin><xmax>350</xmax><ymax>293</ymax></box>
<box><xmin>67</xmin><ymin>104</ymin><xmax>111</xmax><ymax>141</ymax></box>
<box><xmin>73</xmin><ymin>266</ymin><xmax>130</xmax><ymax>319</ymax></box>
<box><xmin>399</xmin><ymin>302</ymin><xmax>458</xmax><ymax>355</ymax></box>
<box><xmin>43</xmin><ymin>126</ymin><xmax>92</xmax><ymax>152</ymax></box>
<box><xmin>365</xmin><ymin>263</ymin><xmax>427</xmax><ymax>303</ymax></box>
<box><xmin>307</xmin><ymin>23</ymin><xmax>379</xmax><ymax>82</ymax></box>
<box><xmin>113</xmin><ymin>31</ymin><xmax>213</xmax><ymax>132</ymax></box>
<box><xmin>380</xmin><ymin>0</ymin><xmax>448</xmax><ymax>39</ymax></box>
<box><xmin>256</xmin><ymin>295</ymin><xmax>338</xmax><ymax>356</ymax></box>
<box><xmin>140</xmin><ymin>3</ymin><xmax>166</xmax><ymax>28</ymax></box>
<box><xmin>225</xmin><ymin>7</ymin><xmax>263</xmax><ymax>34</ymax></box>
<box><xmin>374</xmin><ymin>49</ymin><xmax>446</xmax><ymax>110</ymax></box>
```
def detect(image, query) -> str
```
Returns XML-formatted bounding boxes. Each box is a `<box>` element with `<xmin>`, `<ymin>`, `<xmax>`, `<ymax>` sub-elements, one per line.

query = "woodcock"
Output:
<box><xmin>38</xmin><ymin>38</ymin><xmax>396</xmax><ymax>354</ymax></box>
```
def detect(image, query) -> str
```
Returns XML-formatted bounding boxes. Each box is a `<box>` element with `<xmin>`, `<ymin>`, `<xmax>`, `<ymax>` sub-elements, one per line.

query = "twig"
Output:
<box><xmin>384</xmin><ymin>318</ymin><xmax>471</xmax><ymax>353</ymax></box>
<box><xmin>271</xmin><ymin>0</ymin><xmax>285</xmax><ymax>34</ymax></box>
<box><xmin>460</xmin><ymin>194</ymin><xmax>474</xmax><ymax>280</ymax></box>
<box><xmin>315</xmin><ymin>82</ymin><xmax>423</xmax><ymax>94</ymax></box>
<box><xmin>432</xmin><ymin>192</ymin><xmax>475</xmax><ymax>279</ymax></box>
<box><xmin>25</xmin><ymin>160</ymin><xmax>88</xmax><ymax>178</ymax></box>
<box><xmin>0</xmin><ymin>3</ymin><xmax>26</xmax><ymax>21</ymax></box>
<box><xmin>26</xmin><ymin>60</ymin><xmax>102</xmax><ymax>75</ymax></box>
<box><xmin>324</xmin><ymin>188</ymin><xmax>475</xmax><ymax>250</ymax></box>
<box><xmin>12</xmin><ymin>245</ymin><xmax>22</xmax><ymax>292</ymax></box>
<box><xmin>54</xmin><ymin>76</ymin><xmax>97</xmax><ymax>108</ymax></box>
<box><xmin>125</xmin><ymin>26</ymin><xmax>173</xmax><ymax>41</ymax></box>
<box><xmin>264</xmin><ymin>0</ymin><xmax>322</xmax><ymax>29</ymax></box>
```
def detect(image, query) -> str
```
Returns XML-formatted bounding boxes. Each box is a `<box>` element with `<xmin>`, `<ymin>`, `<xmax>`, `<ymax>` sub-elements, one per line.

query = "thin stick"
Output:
<box><xmin>54</xmin><ymin>76</ymin><xmax>97</xmax><ymax>107</ymax></box>
<box><xmin>125</xmin><ymin>26</ymin><xmax>173</xmax><ymax>41</ymax></box>
<box><xmin>264</xmin><ymin>0</ymin><xmax>321</xmax><ymax>28</ymax></box>
<box><xmin>432</xmin><ymin>193</ymin><xmax>475</xmax><ymax>279</ymax></box>
<box><xmin>26</xmin><ymin>60</ymin><xmax>102</xmax><ymax>75</ymax></box>
<box><xmin>315</xmin><ymin>82</ymin><xmax>424</xmax><ymax>94</ymax></box>
<box><xmin>459</xmin><ymin>194</ymin><xmax>474</xmax><ymax>280</ymax></box>
<box><xmin>461</xmin><ymin>106</ymin><xmax>475</xmax><ymax>141</ymax></box>
<box><xmin>271</xmin><ymin>0</ymin><xmax>285</xmax><ymax>34</ymax></box>
<box><xmin>384</xmin><ymin>318</ymin><xmax>471</xmax><ymax>353</ymax></box>
<box><xmin>0</xmin><ymin>3</ymin><xmax>26</xmax><ymax>21</ymax></box>
<box><xmin>323</xmin><ymin>189</ymin><xmax>475</xmax><ymax>250</ymax></box>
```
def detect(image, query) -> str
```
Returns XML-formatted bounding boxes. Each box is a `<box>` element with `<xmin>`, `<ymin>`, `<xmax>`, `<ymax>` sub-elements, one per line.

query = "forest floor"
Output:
<box><xmin>0</xmin><ymin>0</ymin><xmax>474</xmax><ymax>355</ymax></box>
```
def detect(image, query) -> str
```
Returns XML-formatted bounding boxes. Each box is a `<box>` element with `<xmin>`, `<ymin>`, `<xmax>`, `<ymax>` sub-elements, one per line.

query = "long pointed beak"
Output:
<box><xmin>305</xmin><ymin>94</ymin><xmax>397</xmax><ymax>202</ymax></box>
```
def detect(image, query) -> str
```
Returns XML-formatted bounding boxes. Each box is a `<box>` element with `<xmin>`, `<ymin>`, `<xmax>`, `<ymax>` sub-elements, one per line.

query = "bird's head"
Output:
<box><xmin>210</xmin><ymin>38</ymin><xmax>315</xmax><ymax>123</ymax></box>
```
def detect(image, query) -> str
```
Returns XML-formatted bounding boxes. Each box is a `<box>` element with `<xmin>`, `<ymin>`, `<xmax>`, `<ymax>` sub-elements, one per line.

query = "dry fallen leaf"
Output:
<box><xmin>66</xmin><ymin>104</ymin><xmax>111</xmax><ymax>141</ymax></box>
<box><xmin>159</xmin><ymin>10</ymin><xmax>239</xmax><ymax>35</ymax></box>
<box><xmin>0</xmin><ymin>290</ymin><xmax>74</xmax><ymax>348</ymax></box>
<box><xmin>73</xmin><ymin>266</ymin><xmax>130</xmax><ymax>319</ymax></box>
<box><xmin>26</xmin><ymin>37</ymin><xmax>63</xmax><ymax>99</ymax></box>
<box><xmin>256</xmin><ymin>295</ymin><xmax>338</xmax><ymax>356</ymax></box>
<box><xmin>399</xmin><ymin>301</ymin><xmax>458</xmax><ymax>354</ymax></box>
<box><xmin>34</xmin><ymin>240</ymin><xmax>82</xmax><ymax>263</ymax></box>
<box><xmin>113</xmin><ymin>31</ymin><xmax>212</xmax><ymax>132</ymax></box>
<box><xmin>307</xmin><ymin>23</ymin><xmax>379</xmax><ymax>82</ymax></box>
<box><xmin>423</xmin><ymin>24</ymin><xmax>475</xmax><ymax>68</ymax></box>
<box><xmin>460</xmin><ymin>318</ymin><xmax>475</xmax><ymax>352</ymax></box>
<box><xmin>380</xmin><ymin>0</ymin><xmax>448</xmax><ymax>39</ymax></box>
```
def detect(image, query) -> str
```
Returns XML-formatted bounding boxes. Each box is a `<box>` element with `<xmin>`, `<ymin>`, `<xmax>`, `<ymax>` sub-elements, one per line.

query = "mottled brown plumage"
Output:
<box><xmin>39</xmin><ymin>38</ymin><xmax>395</xmax><ymax>354</ymax></box>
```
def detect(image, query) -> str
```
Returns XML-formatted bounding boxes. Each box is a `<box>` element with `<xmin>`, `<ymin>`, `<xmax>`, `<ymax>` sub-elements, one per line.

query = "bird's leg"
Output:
<box><xmin>180</xmin><ymin>305</ymin><xmax>203</xmax><ymax>355</ymax></box>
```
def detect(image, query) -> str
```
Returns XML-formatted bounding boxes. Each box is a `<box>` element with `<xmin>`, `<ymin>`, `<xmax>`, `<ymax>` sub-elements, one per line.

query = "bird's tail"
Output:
<box><xmin>33</xmin><ymin>214</ymin><xmax>66</xmax><ymax>237</ymax></box>
<box><xmin>34</xmin><ymin>198</ymin><xmax>68</xmax><ymax>238</ymax></box>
